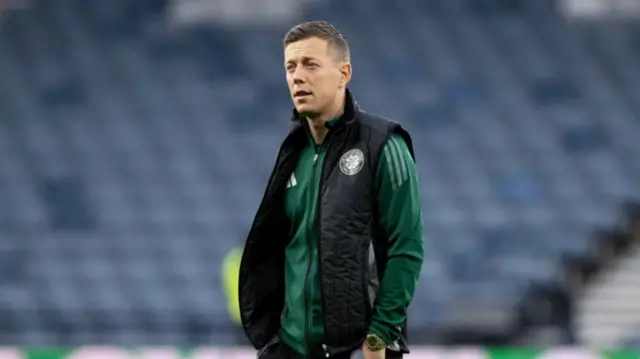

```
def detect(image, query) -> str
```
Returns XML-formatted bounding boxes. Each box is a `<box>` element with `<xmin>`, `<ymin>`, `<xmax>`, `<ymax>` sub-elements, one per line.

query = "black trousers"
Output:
<box><xmin>258</xmin><ymin>338</ymin><xmax>403</xmax><ymax>359</ymax></box>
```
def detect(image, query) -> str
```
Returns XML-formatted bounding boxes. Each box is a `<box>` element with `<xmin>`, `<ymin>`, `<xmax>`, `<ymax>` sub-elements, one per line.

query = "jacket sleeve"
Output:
<box><xmin>367</xmin><ymin>133</ymin><xmax>425</xmax><ymax>345</ymax></box>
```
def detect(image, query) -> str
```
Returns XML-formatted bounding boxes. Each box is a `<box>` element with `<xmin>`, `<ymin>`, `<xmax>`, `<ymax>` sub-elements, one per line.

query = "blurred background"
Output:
<box><xmin>0</xmin><ymin>0</ymin><xmax>640</xmax><ymax>357</ymax></box>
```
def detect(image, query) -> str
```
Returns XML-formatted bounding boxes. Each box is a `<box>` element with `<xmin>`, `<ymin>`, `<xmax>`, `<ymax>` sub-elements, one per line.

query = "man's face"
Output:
<box><xmin>284</xmin><ymin>37</ymin><xmax>350</xmax><ymax>118</ymax></box>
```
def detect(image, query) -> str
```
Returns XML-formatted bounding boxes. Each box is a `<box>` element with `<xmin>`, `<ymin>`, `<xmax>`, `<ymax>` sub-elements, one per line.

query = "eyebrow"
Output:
<box><xmin>285</xmin><ymin>56</ymin><xmax>319</xmax><ymax>65</ymax></box>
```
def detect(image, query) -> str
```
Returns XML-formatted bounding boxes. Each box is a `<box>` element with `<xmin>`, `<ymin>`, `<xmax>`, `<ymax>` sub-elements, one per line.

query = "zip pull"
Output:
<box><xmin>322</xmin><ymin>344</ymin><xmax>330</xmax><ymax>358</ymax></box>
<box><xmin>313</xmin><ymin>153</ymin><xmax>319</xmax><ymax>165</ymax></box>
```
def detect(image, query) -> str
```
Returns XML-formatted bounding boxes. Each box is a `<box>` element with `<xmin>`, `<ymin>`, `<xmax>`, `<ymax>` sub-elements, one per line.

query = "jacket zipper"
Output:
<box><xmin>316</xmin><ymin>132</ymin><xmax>335</xmax><ymax>358</ymax></box>
<box><xmin>304</xmin><ymin>146</ymin><xmax>321</xmax><ymax>357</ymax></box>
<box><xmin>306</xmin><ymin>129</ymin><xmax>336</xmax><ymax>358</ymax></box>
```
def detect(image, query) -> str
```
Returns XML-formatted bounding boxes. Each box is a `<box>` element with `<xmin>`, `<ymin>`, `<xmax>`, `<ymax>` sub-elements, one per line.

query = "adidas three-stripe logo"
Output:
<box><xmin>286</xmin><ymin>172</ymin><xmax>297</xmax><ymax>189</ymax></box>
<box><xmin>382</xmin><ymin>137</ymin><xmax>410</xmax><ymax>191</ymax></box>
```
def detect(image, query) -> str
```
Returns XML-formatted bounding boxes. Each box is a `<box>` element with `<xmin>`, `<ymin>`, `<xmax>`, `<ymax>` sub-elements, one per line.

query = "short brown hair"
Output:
<box><xmin>283</xmin><ymin>20</ymin><xmax>350</xmax><ymax>61</ymax></box>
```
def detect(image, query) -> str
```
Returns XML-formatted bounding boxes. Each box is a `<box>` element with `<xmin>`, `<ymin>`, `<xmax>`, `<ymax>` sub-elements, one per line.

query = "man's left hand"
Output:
<box><xmin>362</xmin><ymin>344</ymin><xmax>385</xmax><ymax>359</ymax></box>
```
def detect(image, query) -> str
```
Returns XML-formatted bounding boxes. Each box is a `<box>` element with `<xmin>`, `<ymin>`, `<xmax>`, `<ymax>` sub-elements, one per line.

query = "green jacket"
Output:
<box><xmin>280</xmin><ymin>118</ymin><xmax>424</xmax><ymax>356</ymax></box>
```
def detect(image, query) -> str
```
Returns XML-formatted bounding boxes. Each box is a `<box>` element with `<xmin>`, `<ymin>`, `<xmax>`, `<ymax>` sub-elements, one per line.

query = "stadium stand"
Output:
<box><xmin>577</xmin><ymin>203</ymin><xmax>640</xmax><ymax>348</ymax></box>
<box><xmin>578</xmin><ymin>246</ymin><xmax>640</xmax><ymax>347</ymax></box>
<box><xmin>0</xmin><ymin>0</ymin><xmax>638</xmax><ymax>347</ymax></box>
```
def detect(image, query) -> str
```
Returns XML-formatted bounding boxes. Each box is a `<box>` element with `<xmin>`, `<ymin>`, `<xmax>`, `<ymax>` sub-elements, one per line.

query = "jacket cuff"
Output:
<box><xmin>367</xmin><ymin>319</ymin><xmax>395</xmax><ymax>346</ymax></box>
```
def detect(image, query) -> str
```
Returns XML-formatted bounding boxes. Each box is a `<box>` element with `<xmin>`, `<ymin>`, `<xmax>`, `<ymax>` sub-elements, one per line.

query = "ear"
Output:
<box><xmin>339</xmin><ymin>62</ymin><xmax>352</xmax><ymax>88</ymax></box>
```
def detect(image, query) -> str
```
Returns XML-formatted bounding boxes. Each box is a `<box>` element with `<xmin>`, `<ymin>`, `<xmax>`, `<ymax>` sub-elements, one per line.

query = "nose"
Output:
<box><xmin>292</xmin><ymin>67</ymin><xmax>305</xmax><ymax>85</ymax></box>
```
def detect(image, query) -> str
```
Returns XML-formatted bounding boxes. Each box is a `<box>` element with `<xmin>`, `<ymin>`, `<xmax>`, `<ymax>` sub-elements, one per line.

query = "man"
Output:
<box><xmin>239</xmin><ymin>21</ymin><xmax>424</xmax><ymax>359</ymax></box>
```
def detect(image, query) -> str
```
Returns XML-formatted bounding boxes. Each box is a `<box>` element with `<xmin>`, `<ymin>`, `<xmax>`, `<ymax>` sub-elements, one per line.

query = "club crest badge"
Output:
<box><xmin>339</xmin><ymin>149</ymin><xmax>364</xmax><ymax>176</ymax></box>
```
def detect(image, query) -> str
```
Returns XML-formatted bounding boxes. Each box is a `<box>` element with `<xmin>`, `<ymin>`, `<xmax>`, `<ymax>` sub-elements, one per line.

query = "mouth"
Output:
<box><xmin>294</xmin><ymin>90</ymin><xmax>312</xmax><ymax>98</ymax></box>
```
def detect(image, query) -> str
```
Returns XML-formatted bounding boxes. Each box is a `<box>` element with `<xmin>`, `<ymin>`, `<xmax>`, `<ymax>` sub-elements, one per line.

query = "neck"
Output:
<box><xmin>306</xmin><ymin>91</ymin><xmax>346</xmax><ymax>145</ymax></box>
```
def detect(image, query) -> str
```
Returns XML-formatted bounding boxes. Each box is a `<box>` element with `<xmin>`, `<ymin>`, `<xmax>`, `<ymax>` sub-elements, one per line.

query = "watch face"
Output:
<box><xmin>366</xmin><ymin>335</ymin><xmax>385</xmax><ymax>350</ymax></box>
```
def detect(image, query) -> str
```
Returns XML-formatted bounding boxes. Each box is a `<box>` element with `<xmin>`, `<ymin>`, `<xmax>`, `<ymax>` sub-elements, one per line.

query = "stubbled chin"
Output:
<box><xmin>296</xmin><ymin>107</ymin><xmax>321</xmax><ymax>118</ymax></box>
<box><xmin>295</xmin><ymin>103</ymin><xmax>313</xmax><ymax>112</ymax></box>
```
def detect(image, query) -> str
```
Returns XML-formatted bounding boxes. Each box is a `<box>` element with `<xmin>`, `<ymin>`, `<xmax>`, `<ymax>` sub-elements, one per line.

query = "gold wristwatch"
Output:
<box><xmin>365</xmin><ymin>334</ymin><xmax>386</xmax><ymax>351</ymax></box>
